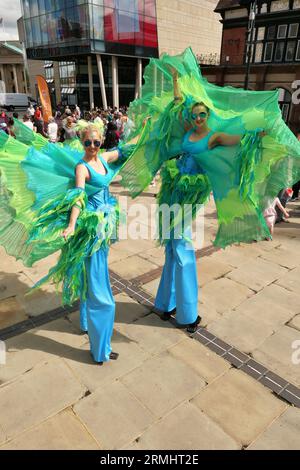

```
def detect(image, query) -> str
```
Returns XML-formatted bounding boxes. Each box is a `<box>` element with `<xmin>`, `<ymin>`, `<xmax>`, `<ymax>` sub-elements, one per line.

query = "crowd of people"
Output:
<box><xmin>0</xmin><ymin>103</ymin><xmax>133</xmax><ymax>149</ymax></box>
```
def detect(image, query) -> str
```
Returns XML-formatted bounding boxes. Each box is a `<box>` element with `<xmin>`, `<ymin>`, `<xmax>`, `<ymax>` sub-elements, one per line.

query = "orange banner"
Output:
<box><xmin>36</xmin><ymin>75</ymin><xmax>52</xmax><ymax>123</ymax></box>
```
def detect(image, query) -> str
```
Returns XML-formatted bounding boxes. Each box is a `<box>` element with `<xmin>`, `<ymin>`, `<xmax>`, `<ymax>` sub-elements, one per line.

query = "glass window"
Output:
<box><xmin>270</xmin><ymin>0</ymin><xmax>289</xmax><ymax>12</ymax></box>
<box><xmin>91</xmin><ymin>5</ymin><xmax>104</xmax><ymax>40</ymax></box>
<box><xmin>285</xmin><ymin>40</ymin><xmax>296</xmax><ymax>61</ymax></box>
<box><xmin>281</xmin><ymin>103</ymin><xmax>289</xmax><ymax>121</ymax></box>
<box><xmin>47</xmin><ymin>12</ymin><xmax>58</xmax><ymax>44</ymax></box>
<box><xmin>260</xmin><ymin>3</ymin><xmax>267</xmax><ymax>13</ymax></box>
<box><xmin>40</xmin><ymin>15</ymin><xmax>49</xmax><ymax>45</ymax></box>
<box><xmin>277</xmin><ymin>25</ymin><xmax>287</xmax><ymax>38</ymax></box>
<box><xmin>24</xmin><ymin>18</ymin><xmax>33</xmax><ymax>47</ymax></box>
<box><xmin>289</xmin><ymin>23</ymin><xmax>299</xmax><ymax>38</ymax></box>
<box><xmin>254</xmin><ymin>42</ymin><xmax>263</xmax><ymax>62</ymax></box>
<box><xmin>267</xmin><ymin>25</ymin><xmax>276</xmax><ymax>39</ymax></box>
<box><xmin>274</xmin><ymin>41</ymin><xmax>285</xmax><ymax>61</ymax></box>
<box><xmin>22</xmin><ymin>0</ymin><xmax>31</xmax><ymax>18</ymax></box>
<box><xmin>257</xmin><ymin>27</ymin><xmax>265</xmax><ymax>40</ymax></box>
<box><xmin>38</xmin><ymin>0</ymin><xmax>46</xmax><ymax>15</ymax></box>
<box><xmin>30</xmin><ymin>0</ymin><xmax>39</xmax><ymax>17</ymax></box>
<box><xmin>296</xmin><ymin>40</ymin><xmax>300</xmax><ymax>60</ymax></box>
<box><xmin>78</xmin><ymin>4</ymin><xmax>89</xmax><ymax>39</ymax></box>
<box><xmin>32</xmin><ymin>17</ymin><xmax>42</xmax><ymax>46</ymax></box>
<box><xmin>264</xmin><ymin>42</ymin><xmax>274</xmax><ymax>61</ymax></box>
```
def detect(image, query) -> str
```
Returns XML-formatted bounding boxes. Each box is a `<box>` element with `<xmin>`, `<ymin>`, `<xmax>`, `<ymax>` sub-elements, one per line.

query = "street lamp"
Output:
<box><xmin>239</xmin><ymin>0</ymin><xmax>258</xmax><ymax>90</ymax></box>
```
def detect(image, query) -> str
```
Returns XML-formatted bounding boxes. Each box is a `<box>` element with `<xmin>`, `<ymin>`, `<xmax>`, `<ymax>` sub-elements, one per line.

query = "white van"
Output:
<box><xmin>0</xmin><ymin>93</ymin><xmax>29</xmax><ymax>111</ymax></box>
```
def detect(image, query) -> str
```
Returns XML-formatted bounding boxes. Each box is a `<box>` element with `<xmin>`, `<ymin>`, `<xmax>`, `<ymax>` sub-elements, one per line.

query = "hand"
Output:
<box><xmin>142</xmin><ymin>116</ymin><xmax>151</xmax><ymax>127</ymax></box>
<box><xmin>284</xmin><ymin>212</ymin><xmax>290</xmax><ymax>219</ymax></box>
<box><xmin>62</xmin><ymin>225</ymin><xmax>75</xmax><ymax>240</ymax></box>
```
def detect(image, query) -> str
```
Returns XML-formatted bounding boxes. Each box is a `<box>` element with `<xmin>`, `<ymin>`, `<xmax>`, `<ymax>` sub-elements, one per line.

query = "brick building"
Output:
<box><xmin>201</xmin><ymin>0</ymin><xmax>300</xmax><ymax>132</ymax></box>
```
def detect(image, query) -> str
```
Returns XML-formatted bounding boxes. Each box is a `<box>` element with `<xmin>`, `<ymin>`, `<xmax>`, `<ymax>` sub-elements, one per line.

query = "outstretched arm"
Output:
<box><xmin>209</xmin><ymin>132</ymin><xmax>242</xmax><ymax>149</ymax></box>
<box><xmin>172</xmin><ymin>69</ymin><xmax>182</xmax><ymax>102</ymax></box>
<box><xmin>275</xmin><ymin>197</ymin><xmax>290</xmax><ymax>218</ymax></box>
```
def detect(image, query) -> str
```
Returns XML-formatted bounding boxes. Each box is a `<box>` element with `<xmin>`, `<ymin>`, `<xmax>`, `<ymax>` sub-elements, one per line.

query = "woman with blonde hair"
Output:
<box><xmin>0</xmin><ymin>119</ymin><xmax>132</xmax><ymax>364</ymax></box>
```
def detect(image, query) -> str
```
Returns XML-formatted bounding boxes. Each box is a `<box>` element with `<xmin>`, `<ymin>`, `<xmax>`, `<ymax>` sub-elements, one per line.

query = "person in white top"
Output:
<box><xmin>75</xmin><ymin>104</ymin><xmax>81</xmax><ymax>119</ymax></box>
<box><xmin>27</xmin><ymin>104</ymin><xmax>35</xmax><ymax>117</ymax></box>
<box><xmin>47</xmin><ymin>116</ymin><xmax>58</xmax><ymax>143</ymax></box>
<box><xmin>263</xmin><ymin>197</ymin><xmax>289</xmax><ymax>238</ymax></box>
<box><xmin>23</xmin><ymin>114</ymin><xmax>34</xmax><ymax>131</ymax></box>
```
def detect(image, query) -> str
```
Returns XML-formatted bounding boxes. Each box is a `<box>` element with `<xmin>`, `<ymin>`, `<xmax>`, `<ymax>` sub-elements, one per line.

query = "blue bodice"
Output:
<box><xmin>176</xmin><ymin>130</ymin><xmax>214</xmax><ymax>175</ymax></box>
<box><xmin>77</xmin><ymin>156</ymin><xmax>116</xmax><ymax>212</ymax></box>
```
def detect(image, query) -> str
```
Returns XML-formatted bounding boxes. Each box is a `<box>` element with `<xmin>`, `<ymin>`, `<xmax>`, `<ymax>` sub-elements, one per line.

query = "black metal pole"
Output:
<box><xmin>244</xmin><ymin>0</ymin><xmax>257</xmax><ymax>90</ymax></box>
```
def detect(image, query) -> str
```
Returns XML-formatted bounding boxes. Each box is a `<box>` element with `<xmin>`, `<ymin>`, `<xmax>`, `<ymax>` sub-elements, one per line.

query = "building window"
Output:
<box><xmin>289</xmin><ymin>23</ymin><xmax>299</xmax><ymax>38</ymax></box>
<box><xmin>277</xmin><ymin>24</ymin><xmax>287</xmax><ymax>38</ymax></box>
<box><xmin>285</xmin><ymin>40</ymin><xmax>296</xmax><ymax>60</ymax></box>
<box><xmin>257</xmin><ymin>27</ymin><xmax>266</xmax><ymax>40</ymax></box>
<box><xmin>294</xmin><ymin>0</ymin><xmax>300</xmax><ymax>9</ymax></box>
<box><xmin>224</xmin><ymin>8</ymin><xmax>248</xmax><ymax>19</ymax></box>
<box><xmin>264</xmin><ymin>42</ymin><xmax>274</xmax><ymax>61</ymax></box>
<box><xmin>274</xmin><ymin>41</ymin><xmax>285</xmax><ymax>61</ymax></box>
<box><xmin>270</xmin><ymin>0</ymin><xmax>289</xmax><ymax>12</ymax></box>
<box><xmin>278</xmin><ymin>88</ymin><xmax>291</xmax><ymax>122</ymax></box>
<box><xmin>254</xmin><ymin>43</ymin><xmax>263</xmax><ymax>62</ymax></box>
<box><xmin>267</xmin><ymin>25</ymin><xmax>276</xmax><ymax>39</ymax></box>
<box><xmin>260</xmin><ymin>3</ymin><xmax>268</xmax><ymax>13</ymax></box>
<box><xmin>296</xmin><ymin>40</ymin><xmax>300</xmax><ymax>60</ymax></box>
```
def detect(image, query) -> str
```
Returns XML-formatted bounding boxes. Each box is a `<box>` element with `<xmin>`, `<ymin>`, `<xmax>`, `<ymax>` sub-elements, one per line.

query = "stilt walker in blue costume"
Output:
<box><xmin>116</xmin><ymin>48</ymin><xmax>300</xmax><ymax>333</ymax></box>
<box><xmin>0</xmin><ymin>120</ymin><xmax>133</xmax><ymax>364</ymax></box>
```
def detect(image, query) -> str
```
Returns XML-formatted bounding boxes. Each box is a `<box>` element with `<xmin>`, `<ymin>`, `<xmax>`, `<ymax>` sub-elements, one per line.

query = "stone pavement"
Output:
<box><xmin>0</xmin><ymin>186</ymin><xmax>300</xmax><ymax>450</ymax></box>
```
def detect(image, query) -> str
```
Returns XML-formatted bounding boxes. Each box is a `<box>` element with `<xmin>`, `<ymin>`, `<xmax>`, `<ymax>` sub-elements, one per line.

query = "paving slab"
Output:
<box><xmin>1</xmin><ymin>317</ymin><xmax>89</xmax><ymax>384</ymax></box>
<box><xmin>110</xmin><ymin>255</ymin><xmax>158</xmax><ymax>280</ymax></box>
<box><xmin>232</xmin><ymin>293</ymin><xmax>294</xmax><ymax>329</ymax></box>
<box><xmin>115</xmin><ymin>313</ymin><xmax>185</xmax><ymax>356</ymax></box>
<box><xmin>121</xmin><ymin>351</ymin><xmax>206</xmax><ymax>418</ymax></box>
<box><xmin>17</xmin><ymin>286</ymin><xmax>62</xmax><ymax>317</ymax></box>
<box><xmin>226</xmin><ymin>258</ymin><xmax>288</xmax><ymax>292</ymax></box>
<box><xmin>138</xmin><ymin>247</ymin><xmax>165</xmax><ymax>267</ymax></box>
<box><xmin>74</xmin><ymin>380</ymin><xmax>154</xmax><ymax>450</ymax></box>
<box><xmin>288</xmin><ymin>314</ymin><xmax>300</xmax><ymax>332</ymax></box>
<box><xmin>0</xmin><ymin>409</ymin><xmax>100</xmax><ymax>450</ymax></box>
<box><xmin>114</xmin><ymin>293</ymin><xmax>150</xmax><ymax>325</ymax></box>
<box><xmin>208</xmin><ymin>312</ymin><xmax>274</xmax><ymax>353</ymax></box>
<box><xmin>0</xmin><ymin>272</ymin><xmax>31</xmax><ymax>301</ymax></box>
<box><xmin>123</xmin><ymin>402</ymin><xmax>239</xmax><ymax>450</ymax></box>
<box><xmin>248</xmin><ymin>407</ymin><xmax>300</xmax><ymax>450</ymax></box>
<box><xmin>192</xmin><ymin>369</ymin><xmax>287</xmax><ymax>447</ymax></box>
<box><xmin>200</xmin><ymin>278</ymin><xmax>254</xmax><ymax>314</ymax></box>
<box><xmin>260</xmin><ymin>247</ymin><xmax>300</xmax><ymax>269</ymax></box>
<box><xmin>142</xmin><ymin>278</ymin><xmax>160</xmax><ymax>298</ymax></box>
<box><xmin>196</xmin><ymin>257</ymin><xmax>233</xmax><ymax>287</ymax></box>
<box><xmin>0</xmin><ymin>358</ymin><xmax>86</xmax><ymax>443</ymax></box>
<box><xmin>276</xmin><ymin>267</ymin><xmax>300</xmax><ymax>294</ymax></box>
<box><xmin>64</xmin><ymin>330</ymin><xmax>151</xmax><ymax>392</ymax></box>
<box><xmin>168</xmin><ymin>338</ymin><xmax>230</xmax><ymax>383</ymax></box>
<box><xmin>252</xmin><ymin>326</ymin><xmax>300</xmax><ymax>387</ymax></box>
<box><xmin>252</xmin><ymin>284</ymin><xmax>300</xmax><ymax>316</ymax></box>
<box><xmin>0</xmin><ymin>296</ymin><xmax>28</xmax><ymax>330</ymax></box>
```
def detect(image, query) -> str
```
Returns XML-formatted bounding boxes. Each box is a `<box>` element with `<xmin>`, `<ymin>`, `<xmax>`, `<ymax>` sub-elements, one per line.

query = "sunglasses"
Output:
<box><xmin>84</xmin><ymin>139</ymin><xmax>101</xmax><ymax>148</ymax></box>
<box><xmin>191</xmin><ymin>112</ymin><xmax>208</xmax><ymax>120</ymax></box>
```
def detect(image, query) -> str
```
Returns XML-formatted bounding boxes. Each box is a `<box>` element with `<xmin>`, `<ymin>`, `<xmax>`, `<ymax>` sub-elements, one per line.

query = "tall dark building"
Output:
<box><xmin>201</xmin><ymin>0</ymin><xmax>300</xmax><ymax>132</ymax></box>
